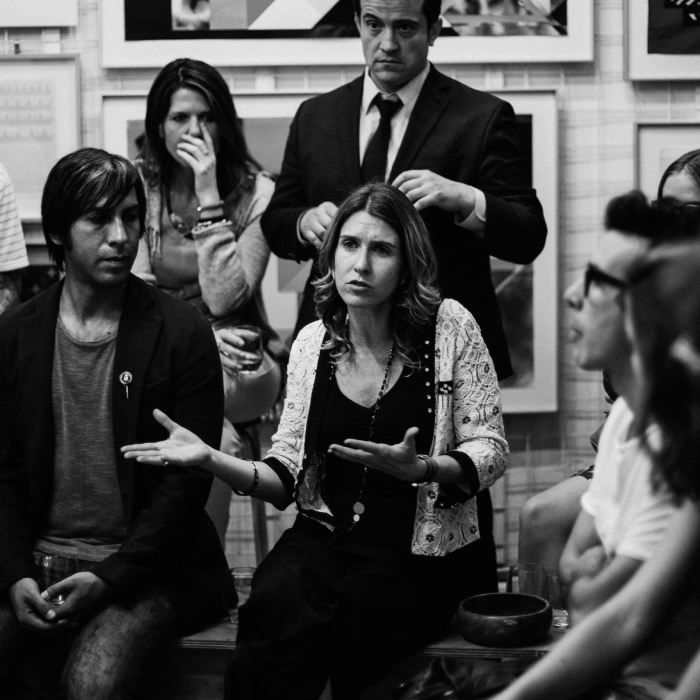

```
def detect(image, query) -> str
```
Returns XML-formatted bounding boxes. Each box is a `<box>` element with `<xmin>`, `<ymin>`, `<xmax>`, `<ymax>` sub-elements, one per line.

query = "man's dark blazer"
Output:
<box><xmin>261</xmin><ymin>65</ymin><xmax>547</xmax><ymax>379</ymax></box>
<box><xmin>0</xmin><ymin>274</ymin><xmax>229</xmax><ymax>633</ymax></box>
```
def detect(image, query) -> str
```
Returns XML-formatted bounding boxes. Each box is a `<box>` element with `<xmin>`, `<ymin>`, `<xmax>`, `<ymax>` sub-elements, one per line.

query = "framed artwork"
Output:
<box><xmin>0</xmin><ymin>56</ymin><xmax>80</xmax><ymax>221</ymax></box>
<box><xmin>635</xmin><ymin>122</ymin><xmax>700</xmax><ymax>198</ymax></box>
<box><xmin>0</xmin><ymin>0</ymin><xmax>78</xmax><ymax>27</ymax></box>
<box><xmin>626</xmin><ymin>0</ymin><xmax>700</xmax><ymax>81</ymax></box>
<box><xmin>101</xmin><ymin>0</ymin><xmax>593</xmax><ymax>68</ymax></box>
<box><xmin>102</xmin><ymin>89</ymin><xmax>557</xmax><ymax>412</ymax></box>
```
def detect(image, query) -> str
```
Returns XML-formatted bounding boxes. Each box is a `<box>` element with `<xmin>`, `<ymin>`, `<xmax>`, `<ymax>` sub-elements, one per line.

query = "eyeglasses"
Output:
<box><xmin>583</xmin><ymin>263</ymin><xmax>626</xmax><ymax>297</ymax></box>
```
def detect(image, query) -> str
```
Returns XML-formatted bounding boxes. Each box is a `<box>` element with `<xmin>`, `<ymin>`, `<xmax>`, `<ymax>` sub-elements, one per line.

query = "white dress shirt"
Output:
<box><xmin>359</xmin><ymin>63</ymin><xmax>486</xmax><ymax>233</ymax></box>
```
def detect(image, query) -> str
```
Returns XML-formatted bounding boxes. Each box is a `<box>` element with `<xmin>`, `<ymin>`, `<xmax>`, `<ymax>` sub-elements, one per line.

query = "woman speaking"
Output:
<box><xmin>123</xmin><ymin>182</ymin><xmax>508</xmax><ymax>700</ymax></box>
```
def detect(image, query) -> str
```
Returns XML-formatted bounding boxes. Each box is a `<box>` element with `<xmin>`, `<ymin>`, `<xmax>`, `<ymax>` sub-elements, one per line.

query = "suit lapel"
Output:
<box><xmin>389</xmin><ymin>67</ymin><xmax>452</xmax><ymax>183</ymax></box>
<box><xmin>18</xmin><ymin>282</ymin><xmax>62</xmax><ymax>484</ymax></box>
<box><xmin>112</xmin><ymin>276</ymin><xmax>162</xmax><ymax>510</ymax></box>
<box><xmin>336</xmin><ymin>75</ymin><xmax>364</xmax><ymax>189</ymax></box>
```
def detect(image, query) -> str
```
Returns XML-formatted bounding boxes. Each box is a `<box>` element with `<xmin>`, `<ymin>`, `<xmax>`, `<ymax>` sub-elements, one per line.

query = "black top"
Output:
<box><xmin>316</xmin><ymin>368</ymin><xmax>429</xmax><ymax>551</ymax></box>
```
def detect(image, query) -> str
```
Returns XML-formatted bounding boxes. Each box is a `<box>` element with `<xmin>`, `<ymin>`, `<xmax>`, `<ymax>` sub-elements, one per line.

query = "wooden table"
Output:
<box><xmin>142</xmin><ymin>618</ymin><xmax>566</xmax><ymax>699</ymax></box>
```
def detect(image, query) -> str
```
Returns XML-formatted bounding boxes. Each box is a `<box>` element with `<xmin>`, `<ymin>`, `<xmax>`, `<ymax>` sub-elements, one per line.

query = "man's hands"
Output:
<box><xmin>10</xmin><ymin>578</ymin><xmax>69</xmax><ymax>634</ymax></box>
<box><xmin>299</xmin><ymin>201</ymin><xmax>338</xmax><ymax>249</ymax></box>
<box><xmin>393</xmin><ymin>170</ymin><xmax>476</xmax><ymax>219</ymax></box>
<box><xmin>40</xmin><ymin>572</ymin><xmax>112</xmax><ymax>623</ymax></box>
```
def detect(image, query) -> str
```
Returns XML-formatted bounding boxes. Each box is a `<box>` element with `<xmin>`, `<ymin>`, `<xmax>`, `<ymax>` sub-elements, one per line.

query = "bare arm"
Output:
<box><xmin>122</xmin><ymin>408</ymin><xmax>290</xmax><ymax>510</ymax></box>
<box><xmin>493</xmin><ymin>500</ymin><xmax>700</xmax><ymax>700</ymax></box>
<box><xmin>0</xmin><ymin>270</ymin><xmax>21</xmax><ymax>315</ymax></box>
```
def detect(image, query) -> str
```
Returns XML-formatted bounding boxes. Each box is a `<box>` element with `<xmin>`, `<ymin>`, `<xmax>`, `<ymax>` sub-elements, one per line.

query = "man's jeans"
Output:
<box><xmin>0</xmin><ymin>554</ymin><xmax>179</xmax><ymax>700</ymax></box>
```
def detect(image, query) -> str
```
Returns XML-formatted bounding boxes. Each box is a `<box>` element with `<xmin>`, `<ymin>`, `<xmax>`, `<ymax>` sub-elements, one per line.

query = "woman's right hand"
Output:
<box><xmin>121</xmin><ymin>409</ymin><xmax>212</xmax><ymax>468</ymax></box>
<box><xmin>215</xmin><ymin>327</ymin><xmax>262</xmax><ymax>376</ymax></box>
<box><xmin>176</xmin><ymin>123</ymin><xmax>220</xmax><ymax>206</ymax></box>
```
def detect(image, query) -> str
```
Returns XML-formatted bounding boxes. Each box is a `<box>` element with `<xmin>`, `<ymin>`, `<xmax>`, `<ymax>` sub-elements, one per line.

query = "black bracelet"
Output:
<box><xmin>414</xmin><ymin>454</ymin><xmax>439</xmax><ymax>484</ymax></box>
<box><xmin>197</xmin><ymin>214</ymin><xmax>226</xmax><ymax>225</ymax></box>
<box><xmin>233</xmin><ymin>460</ymin><xmax>260</xmax><ymax>496</ymax></box>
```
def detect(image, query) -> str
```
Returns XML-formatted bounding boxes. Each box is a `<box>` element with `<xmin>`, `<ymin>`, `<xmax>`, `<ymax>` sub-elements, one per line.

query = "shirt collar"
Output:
<box><xmin>361</xmin><ymin>62</ymin><xmax>431</xmax><ymax>115</ymax></box>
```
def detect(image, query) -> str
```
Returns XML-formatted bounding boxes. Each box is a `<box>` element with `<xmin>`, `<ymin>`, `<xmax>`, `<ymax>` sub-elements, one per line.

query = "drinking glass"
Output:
<box><xmin>228</xmin><ymin>566</ymin><xmax>256</xmax><ymax>625</ymax></box>
<box><xmin>39</xmin><ymin>554</ymin><xmax>79</xmax><ymax>607</ymax></box>
<box><xmin>234</xmin><ymin>326</ymin><xmax>263</xmax><ymax>374</ymax></box>
<box><xmin>506</xmin><ymin>562</ymin><xmax>548</xmax><ymax>599</ymax></box>
<box><xmin>546</xmin><ymin>570</ymin><xmax>570</xmax><ymax>629</ymax></box>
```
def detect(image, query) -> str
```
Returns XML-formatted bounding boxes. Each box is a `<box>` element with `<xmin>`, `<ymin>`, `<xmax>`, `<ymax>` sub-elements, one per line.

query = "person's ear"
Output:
<box><xmin>354</xmin><ymin>12</ymin><xmax>361</xmax><ymax>35</ymax></box>
<box><xmin>158</xmin><ymin>124</ymin><xmax>164</xmax><ymax>138</ymax></box>
<box><xmin>428</xmin><ymin>16</ymin><xmax>442</xmax><ymax>46</ymax></box>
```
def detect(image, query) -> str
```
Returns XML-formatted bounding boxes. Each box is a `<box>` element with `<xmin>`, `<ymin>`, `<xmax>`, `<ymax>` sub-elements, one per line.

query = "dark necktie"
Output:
<box><xmin>361</xmin><ymin>94</ymin><xmax>403</xmax><ymax>183</ymax></box>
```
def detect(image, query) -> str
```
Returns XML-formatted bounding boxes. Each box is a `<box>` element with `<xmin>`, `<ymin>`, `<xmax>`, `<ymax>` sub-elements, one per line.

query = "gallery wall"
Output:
<box><xmin>2</xmin><ymin>0</ymin><xmax>697</xmax><ymax>475</ymax></box>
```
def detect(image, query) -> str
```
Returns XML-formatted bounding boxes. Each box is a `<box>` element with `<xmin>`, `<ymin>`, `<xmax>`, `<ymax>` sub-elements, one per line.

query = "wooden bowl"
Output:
<box><xmin>457</xmin><ymin>593</ymin><xmax>552</xmax><ymax>647</ymax></box>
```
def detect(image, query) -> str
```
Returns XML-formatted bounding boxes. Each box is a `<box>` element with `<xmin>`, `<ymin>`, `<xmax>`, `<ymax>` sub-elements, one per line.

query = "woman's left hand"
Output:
<box><xmin>328</xmin><ymin>427</ymin><xmax>427</xmax><ymax>482</ymax></box>
<box><xmin>176</xmin><ymin>124</ymin><xmax>220</xmax><ymax>205</ymax></box>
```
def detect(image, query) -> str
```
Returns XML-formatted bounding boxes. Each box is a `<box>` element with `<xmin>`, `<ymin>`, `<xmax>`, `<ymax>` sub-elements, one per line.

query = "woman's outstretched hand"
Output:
<box><xmin>121</xmin><ymin>409</ymin><xmax>211</xmax><ymax>468</ymax></box>
<box><xmin>328</xmin><ymin>427</ymin><xmax>426</xmax><ymax>482</ymax></box>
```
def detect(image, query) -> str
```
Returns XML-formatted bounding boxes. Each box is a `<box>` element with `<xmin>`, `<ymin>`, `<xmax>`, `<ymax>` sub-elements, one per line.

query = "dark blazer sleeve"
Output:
<box><xmin>260</xmin><ymin>103</ymin><xmax>316</xmax><ymax>264</ymax></box>
<box><xmin>0</xmin><ymin>319</ymin><xmax>36</xmax><ymax>591</ymax></box>
<box><xmin>477</xmin><ymin>100</ymin><xmax>547</xmax><ymax>264</ymax></box>
<box><xmin>92</xmin><ymin>307</ymin><xmax>225</xmax><ymax>601</ymax></box>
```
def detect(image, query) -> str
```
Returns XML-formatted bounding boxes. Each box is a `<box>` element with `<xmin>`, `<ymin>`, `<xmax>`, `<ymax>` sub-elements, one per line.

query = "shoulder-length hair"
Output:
<box><xmin>42</xmin><ymin>148</ymin><xmax>146</xmax><ymax>272</ymax></box>
<box><xmin>628</xmin><ymin>242</ymin><xmax>700</xmax><ymax>501</ymax></box>
<box><xmin>139</xmin><ymin>58</ymin><xmax>260</xmax><ymax>198</ymax></box>
<box><xmin>313</xmin><ymin>182</ymin><xmax>441</xmax><ymax>367</ymax></box>
<box><xmin>657</xmin><ymin>149</ymin><xmax>700</xmax><ymax>201</ymax></box>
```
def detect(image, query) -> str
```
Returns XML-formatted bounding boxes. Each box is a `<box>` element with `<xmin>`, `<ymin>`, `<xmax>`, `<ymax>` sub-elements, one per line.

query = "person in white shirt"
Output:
<box><xmin>0</xmin><ymin>161</ymin><xmax>29</xmax><ymax>315</ymax></box>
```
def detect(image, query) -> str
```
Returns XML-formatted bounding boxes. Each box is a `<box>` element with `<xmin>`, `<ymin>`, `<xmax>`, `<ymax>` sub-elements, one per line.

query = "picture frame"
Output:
<box><xmin>635</xmin><ymin>122</ymin><xmax>700</xmax><ymax>198</ymax></box>
<box><xmin>101</xmin><ymin>0</ymin><xmax>593</xmax><ymax>69</ymax></box>
<box><xmin>0</xmin><ymin>55</ymin><xmax>81</xmax><ymax>222</ymax></box>
<box><xmin>102</xmin><ymin>89</ymin><xmax>558</xmax><ymax>413</ymax></box>
<box><xmin>625</xmin><ymin>0</ymin><xmax>700</xmax><ymax>81</ymax></box>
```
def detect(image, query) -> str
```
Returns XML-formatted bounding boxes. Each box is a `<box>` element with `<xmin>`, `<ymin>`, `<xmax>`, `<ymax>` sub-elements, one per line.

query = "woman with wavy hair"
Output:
<box><xmin>123</xmin><ymin>182</ymin><xmax>508</xmax><ymax>700</ymax></box>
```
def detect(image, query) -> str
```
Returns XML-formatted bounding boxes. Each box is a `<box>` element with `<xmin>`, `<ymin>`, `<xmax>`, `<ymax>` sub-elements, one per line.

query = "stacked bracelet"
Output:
<box><xmin>196</xmin><ymin>200</ymin><xmax>225</xmax><ymax>213</ymax></box>
<box><xmin>414</xmin><ymin>454</ymin><xmax>439</xmax><ymax>484</ymax></box>
<box><xmin>233</xmin><ymin>460</ymin><xmax>260</xmax><ymax>496</ymax></box>
<box><xmin>197</xmin><ymin>214</ymin><xmax>226</xmax><ymax>225</ymax></box>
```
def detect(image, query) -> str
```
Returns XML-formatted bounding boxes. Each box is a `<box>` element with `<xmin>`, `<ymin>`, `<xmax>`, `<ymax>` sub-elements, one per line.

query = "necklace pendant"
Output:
<box><xmin>352</xmin><ymin>502</ymin><xmax>365</xmax><ymax>515</ymax></box>
<box><xmin>353</xmin><ymin>514</ymin><xmax>361</xmax><ymax>523</ymax></box>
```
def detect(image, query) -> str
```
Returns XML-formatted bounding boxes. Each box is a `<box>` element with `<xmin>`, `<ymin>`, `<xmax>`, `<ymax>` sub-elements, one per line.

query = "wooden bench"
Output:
<box><xmin>142</xmin><ymin>617</ymin><xmax>565</xmax><ymax>699</ymax></box>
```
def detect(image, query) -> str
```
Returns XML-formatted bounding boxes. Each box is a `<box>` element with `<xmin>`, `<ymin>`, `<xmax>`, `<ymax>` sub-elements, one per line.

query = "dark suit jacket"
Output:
<box><xmin>0</xmin><ymin>274</ymin><xmax>229</xmax><ymax>632</ymax></box>
<box><xmin>261</xmin><ymin>66</ymin><xmax>547</xmax><ymax>379</ymax></box>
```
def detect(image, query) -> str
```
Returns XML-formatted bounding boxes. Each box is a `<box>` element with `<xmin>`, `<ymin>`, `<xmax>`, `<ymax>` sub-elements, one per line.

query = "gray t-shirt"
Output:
<box><xmin>34</xmin><ymin>317</ymin><xmax>126</xmax><ymax>562</ymax></box>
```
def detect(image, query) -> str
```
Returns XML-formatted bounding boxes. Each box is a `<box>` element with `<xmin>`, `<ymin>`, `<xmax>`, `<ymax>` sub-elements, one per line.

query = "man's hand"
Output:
<box><xmin>299</xmin><ymin>201</ymin><xmax>338</xmax><ymax>249</ymax></box>
<box><xmin>41</xmin><ymin>572</ymin><xmax>112</xmax><ymax>623</ymax></box>
<box><xmin>393</xmin><ymin>170</ymin><xmax>476</xmax><ymax>218</ymax></box>
<box><xmin>10</xmin><ymin>578</ymin><xmax>69</xmax><ymax>635</ymax></box>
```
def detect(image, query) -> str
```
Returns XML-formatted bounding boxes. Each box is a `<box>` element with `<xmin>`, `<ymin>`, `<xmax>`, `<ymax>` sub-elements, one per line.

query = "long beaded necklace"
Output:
<box><xmin>330</xmin><ymin>342</ymin><xmax>396</xmax><ymax>530</ymax></box>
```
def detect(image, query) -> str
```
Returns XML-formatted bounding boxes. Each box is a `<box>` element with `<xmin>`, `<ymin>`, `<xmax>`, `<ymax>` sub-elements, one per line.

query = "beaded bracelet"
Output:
<box><xmin>196</xmin><ymin>200</ymin><xmax>225</xmax><ymax>213</ymax></box>
<box><xmin>192</xmin><ymin>217</ymin><xmax>231</xmax><ymax>235</ymax></box>
<box><xmin>233</xmin><ymin>460</ymin><xmax>259</xmax><ymax>497</ymax></box>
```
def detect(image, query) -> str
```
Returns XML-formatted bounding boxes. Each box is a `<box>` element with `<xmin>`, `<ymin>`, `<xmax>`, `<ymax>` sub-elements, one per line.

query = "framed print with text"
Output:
<box><xmin>0</xmin><ymin>56</ymin><xmax>80</xmax><ymax>221</ymax></box>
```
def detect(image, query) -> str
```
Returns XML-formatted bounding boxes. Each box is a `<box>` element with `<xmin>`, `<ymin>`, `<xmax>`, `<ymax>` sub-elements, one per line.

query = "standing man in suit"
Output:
<box><xmin>261</xmin><ymin>0</ymin><xmax>547</xmax><ymax>381</ymax></box>
<box><xmin>0</xmin><ymin>148</ymin><xmax>229</xmax><ymax>699</ymax></box>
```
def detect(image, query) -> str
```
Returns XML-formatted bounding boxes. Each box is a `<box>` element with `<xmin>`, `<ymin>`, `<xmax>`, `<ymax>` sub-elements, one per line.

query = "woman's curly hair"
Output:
<box><xmin>313</xmin><ymin>182</ymin><xmax>441</xmax><ymax>368</ymax></box>
<box><xmin>628</xmin><ymin>242</ymin><xmax>700</xmax><ymax>501</ymax></box>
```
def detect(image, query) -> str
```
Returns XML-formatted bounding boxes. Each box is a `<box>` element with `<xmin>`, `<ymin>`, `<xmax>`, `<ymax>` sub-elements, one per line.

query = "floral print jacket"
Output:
<box><xmin>264</xmin><ymin>298</ymin><xmax>508</xmax><ymax>556</ymax></box>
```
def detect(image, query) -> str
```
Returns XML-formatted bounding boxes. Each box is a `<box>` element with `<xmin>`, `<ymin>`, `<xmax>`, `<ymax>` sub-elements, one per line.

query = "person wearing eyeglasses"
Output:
<box><xmin>517</xmin><ymin>153</ymin><xmax>700</xmax><ymax>576</ymax></box>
